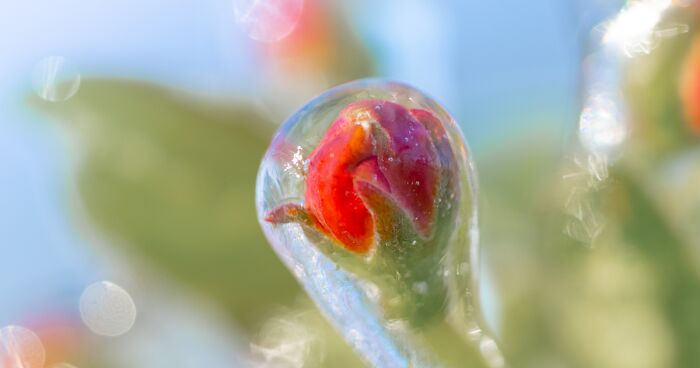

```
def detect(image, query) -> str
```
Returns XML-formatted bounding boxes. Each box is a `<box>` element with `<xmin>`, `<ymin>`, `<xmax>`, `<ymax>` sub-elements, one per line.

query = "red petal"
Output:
<box><xmin>305</xmin><ymin>117</ymin><xmax>375</xmax><ymax>253</ymax></box>
<box><xmin>372</xmin><ymin>101</ymin><xmax>439</xmax><ymax>237</ymax></box>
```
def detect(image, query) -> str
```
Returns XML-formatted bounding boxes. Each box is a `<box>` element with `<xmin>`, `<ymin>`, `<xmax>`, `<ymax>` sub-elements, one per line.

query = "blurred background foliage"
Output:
<box><xmin>4</xmin><ymin>0</ymin><xmax>700</xmax><ymax>367</ymax></box>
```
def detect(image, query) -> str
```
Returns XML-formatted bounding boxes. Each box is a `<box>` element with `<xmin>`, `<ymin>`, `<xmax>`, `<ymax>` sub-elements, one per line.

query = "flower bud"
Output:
<box><xmin>257</xmin><ymin>80</ymin><xmax>476</xmax><ymax>326</ymax></box>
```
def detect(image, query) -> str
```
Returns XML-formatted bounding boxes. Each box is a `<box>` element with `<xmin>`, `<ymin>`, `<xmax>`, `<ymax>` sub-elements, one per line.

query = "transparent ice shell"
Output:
<box><xmin>256</xmin><ymin>79</ymin><xmax>482</xmax><ymax>367</ymax></box>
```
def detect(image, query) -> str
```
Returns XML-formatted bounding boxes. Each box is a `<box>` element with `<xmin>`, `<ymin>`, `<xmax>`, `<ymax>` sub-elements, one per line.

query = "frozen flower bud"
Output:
<box><xmin>257</xmin><ymin>80</ymin><xmax>477</xmax><ymax>326</ymax></box>
<box><xmin>266</xmin><ymin>99</ymin><xmax>456</xmax><ymax>253</ymax></box>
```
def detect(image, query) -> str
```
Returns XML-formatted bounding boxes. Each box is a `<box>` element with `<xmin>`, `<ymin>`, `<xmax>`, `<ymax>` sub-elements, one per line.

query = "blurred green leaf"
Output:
<box><xmin>30</xmin><ymin>79</ymin><xmax>300</xmax><ymax>329</ymax></box>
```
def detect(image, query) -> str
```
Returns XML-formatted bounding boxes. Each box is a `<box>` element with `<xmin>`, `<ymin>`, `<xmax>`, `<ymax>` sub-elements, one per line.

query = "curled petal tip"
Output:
<box><xmin>265</xmin><ymin>203</ymin><xmax>313</xmax><ymax>226</ymax></box>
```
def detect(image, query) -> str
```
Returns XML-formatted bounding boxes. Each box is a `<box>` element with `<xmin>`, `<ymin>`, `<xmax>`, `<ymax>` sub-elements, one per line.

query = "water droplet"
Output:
<box><xmin>32</xmin><ymin>56</ymin><xmax>81</xmax><ymax>102</ymax></box>
<box><xmin>256</xmin><ymin>79</ymin><xmax>485</xmax><ymax>366</ymax></box>
<box><xmin>79</xmin><ymin>281</ymin><xmax>137</xmax><ymax>337</ymax></box>
<box><xmin>0</xmin><ymin>325</ymin><xmax>45</xmax><ymax>368</ymax></box>
<box><xmin>233</xmin><ymin>0</ymin><xmax>304</xmax><ymax>43</ymax></box>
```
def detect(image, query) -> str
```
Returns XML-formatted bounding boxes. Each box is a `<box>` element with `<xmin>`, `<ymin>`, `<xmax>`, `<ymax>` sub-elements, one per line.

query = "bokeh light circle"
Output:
<box><xmin>79</xmin><ymin>281</ymin><xmax>137</xmax><ymax>337</ymax></box>
<box><xmin>233</xmin><ymin>0</ymin><xmax>304</xmax><ymax>43</ymax></box>
<box><xmin>0</xmin><ymin>325</ymin><xmax>46</xmax><ymax>368</ymax></box>
<box><xmin>32</xmin><ymin>56</ymin><xmax>81</xmax><ymax>102</ymax></box>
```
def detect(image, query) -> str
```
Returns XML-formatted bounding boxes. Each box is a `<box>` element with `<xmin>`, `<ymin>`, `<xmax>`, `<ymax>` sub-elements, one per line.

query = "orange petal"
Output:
<box><xmin>680</xmin><ymin>35</ymin><xmax>700</xmax><ymax>136</ymax></box>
